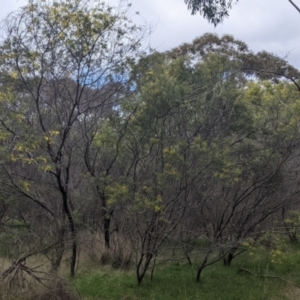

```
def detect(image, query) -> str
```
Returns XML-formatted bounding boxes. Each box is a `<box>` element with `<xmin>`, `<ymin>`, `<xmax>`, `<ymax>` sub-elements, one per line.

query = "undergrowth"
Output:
<box><xmin>73</xmin><ymin>238</ymin><xmax>300</xmax><ymax>300</ymax></box>
<box><xmin>2</xmin><ymin>234</ymin><xmax>300</xmax><ymax>299</ymax></box>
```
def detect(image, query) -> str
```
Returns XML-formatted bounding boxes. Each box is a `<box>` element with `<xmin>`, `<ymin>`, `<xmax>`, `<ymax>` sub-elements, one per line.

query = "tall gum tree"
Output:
<box><xmin>135</xmin><ymin>45</ymin><xmax>300</xmax><ymax>282</ymax></box>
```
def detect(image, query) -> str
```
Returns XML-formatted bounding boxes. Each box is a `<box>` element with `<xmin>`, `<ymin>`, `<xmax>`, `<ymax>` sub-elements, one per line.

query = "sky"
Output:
<box><xmin>0</xmin><ymin>0</ymin><xmax>300</xmax><ymax>69</ymax></box>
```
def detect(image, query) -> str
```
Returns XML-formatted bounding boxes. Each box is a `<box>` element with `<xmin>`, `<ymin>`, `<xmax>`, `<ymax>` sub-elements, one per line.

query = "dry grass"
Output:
<box><xmin>0</xmin><ymin>270</ymin><xmax>80</xmax><ymax>300</ymax></box>
<box><xmin>0</xmin><ymin>230</ymin><xmax>135</xmax><ymax>299</ymax></box>
<box><xmin>0</xmin><ymin>257</ymin><xmax>11</xmax><ymax>273</ymax></box>
<box><xmin>283</xmin><ymin>285</ymin><xmax>300</xmax><ymax>300</ymax></box>
<box><xmin>77</xmin><ymin>231</ymin><xmax>133</xmax><ymax>270</ymax></box>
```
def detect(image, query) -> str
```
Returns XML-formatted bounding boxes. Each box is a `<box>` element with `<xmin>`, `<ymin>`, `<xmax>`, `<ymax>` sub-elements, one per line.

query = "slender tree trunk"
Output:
<box><xmin>99</xmin><ymin>188</ymin><xmax>112</xmax><ymax>250</ymax></box>
<box><xmin>150</xmin><ymin>252</ymin><xmax>157</xmax><ymax>281</ymax></box>
<box><xmin>196</xmin><ymin>251</ymin><xmax>212</xmax><ymax>283</ymax></box>
<box><xmin>104</xmin><ymin>217</ymin><xmax>111</xmax><ymax>249</ymax></box>
<box><xmin>136</xmin><ymin>228</ymin><xmax>160</xmax><ymax>284</ymax></box>
<box><xmin>51</xmin><ymin>226</ymin><xmax>65</xmax><ymax>272</ymax></box>
<box><xmin>223</xmin><ymin>247</ymin><xmax>238</xmax><ymax>266</ymax></box>
<box><xmin>137</xmin><ymin>253</ymin><xmax>153</xmax><ymax>285</ymax></box>
<box><xmin>62</xmin><ymin>195</ymin><xmax>77</xmax><ymax>277</ymax></box>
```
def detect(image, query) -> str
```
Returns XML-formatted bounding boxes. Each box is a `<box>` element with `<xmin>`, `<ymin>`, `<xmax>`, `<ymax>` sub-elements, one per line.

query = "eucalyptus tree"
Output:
<box><xmin>114</xmin><ymin>39</ymin><xmax>300</xmax><ymax>283</ymax></box>
<box><xmin>154</xmin><ymin>37</ymin><xmax>300</xmax><ymax>281</ymax></box>
<box><xmin>116</xmin><ymin>50</ymin><xmax>243</xmax><ymax>284</ymax></box>
<box><xmin>97</xmin><ymin>53</ymin><xmax>206</xmax><ymax>284</ymax></box>
<box><xmin>166</xmin><ymin>33</ymin><xmax>300</xmax><ymax>81</ymax></box>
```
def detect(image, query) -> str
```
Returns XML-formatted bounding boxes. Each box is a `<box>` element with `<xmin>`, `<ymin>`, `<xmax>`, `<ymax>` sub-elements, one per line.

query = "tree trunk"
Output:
<box><xmin>51</xmin><ymin>226</ymin><xmax>65</xmax><ymax>272</ymax></box>
<box><xmin>196</xmin><ymin>250</ymin><xmax>212</xmax><ymax>282</ymax></box>
<box><xmin>137</xmin><ymin>253</ymin><xmax>153</xmax><ymax>285</ymax></box>
<box><xmin>62</xmin><ymin>196</ymin><xmax>77</xmax><ymax>277</ymax></box>
<box><xmin>223</xmin><ymin>247</ymin><xmax>237</xmax><ymax>266</ymax></box>
<box><xmin>288</xmin><ymin>232</ymin><xmax>298</xmax><ymax>244</ymax></box>
<box><xmin>100</xmin><ymin>189</ymin><xmax>113</xmax><ymax>250</ymax></box>
<box><xmin>104</xmin><ymin>217</ymin><xmax>111</xmax><ymax>249</ymax></box>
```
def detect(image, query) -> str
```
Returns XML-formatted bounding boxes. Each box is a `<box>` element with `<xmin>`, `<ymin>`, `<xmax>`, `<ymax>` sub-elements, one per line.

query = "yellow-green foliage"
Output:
<box><xmin>237</xmin><ymin>81</ymin><xmax>300</xmax><ymax>139</ymax></box>
<box><xmin>135</xmin><ymin>191</ymin><xmax>163</xmax><ymax>213</ymax></box>
<box><xmin>106</xmin><ymin>183</ymin><xmax>129</xmax><ymax>207</ymax></box>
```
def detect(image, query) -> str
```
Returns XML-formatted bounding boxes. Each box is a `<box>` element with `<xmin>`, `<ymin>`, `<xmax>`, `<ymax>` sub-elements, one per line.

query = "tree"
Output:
<box><xmin>108</xmin><ymin>56</ymin><xmax>195</xmax><ymax>284</ymax></box>
<box><xmin>166</xmin><ymin>33</ymin><xmax>300</xmax><ymax>81</ymax></box>
<box><xmin>184</xmin><ymin>0</ymin><xmax>300</xmax><ymax>25</ymax></box>
<box><xmin>0</xmin><ymin>0</ymin><xmax>145</xmax><ymax>277</ymax></box>
<box><xmin>112</xmin><ymin>36</ymin><xmax>300</xmax><ymax>283</ymax></box>
<box><xmin>144</xmin><ymin>37</ymin><xmax>300</xmax><ymax>281</ymax></box>
<box><xmin>189</xmin><ymin>77</ymin><xmax>300</xmax><ymax>280</ymax></box>
<box><xmin>80</xmin><ymin>104</ymin><xmax>132</xmax><ymax>250</ymax></box>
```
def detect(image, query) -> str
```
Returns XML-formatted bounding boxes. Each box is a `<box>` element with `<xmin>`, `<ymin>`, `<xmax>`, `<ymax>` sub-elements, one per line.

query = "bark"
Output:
<box><xmin>223</xmin><ymin>247</ymin><xmax>237</xmax><ymax>266</ymax></box>
<box><xmin>51</xmin><ymin>227</ymin><xmax>65</xmax><ymax>272</ymax></box>
<box><xmin>59</xmin><ymin>178</ymin><xmax>77</xmax><ymax>277</ymax></box>
<box><xmin>136</xmin><ymin>253</ymin><xmax>153</xmax><ymax>285</ymax></box>
<box><xmin>63</xmin><ymin>199</ymin><xmax>77</xmax><ymax>277</ymax></box>
<box><xmin>196</xmin><ymin>252</ymin><xmax>210</xmax><ymax>283</ymax></box>
<box><xmin>104</xmin><ymin>217</ymin><xmax>111</xmax><ymax>249</ymax></box>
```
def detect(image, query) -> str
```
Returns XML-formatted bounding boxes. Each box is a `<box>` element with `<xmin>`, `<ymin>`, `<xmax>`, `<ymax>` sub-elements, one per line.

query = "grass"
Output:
<box><xmin>2</xmin><ymin>232</ymin><xmax>300</xmax><ymax>299</ymax></box>
<box><xmin>74</xmin><ymin>262</ymin><xmax>291</xmax><ymax>300</ymax></box>
<box><xmin>73</xmin><ymin>238</ymin><xmax>300</xmax><ymax>300</ymax></box>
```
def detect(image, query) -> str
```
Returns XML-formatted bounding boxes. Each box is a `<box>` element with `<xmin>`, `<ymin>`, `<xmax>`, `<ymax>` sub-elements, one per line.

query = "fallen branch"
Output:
<box><xmin>1</xmin><ymin>241</ymin><xmax>60</xmax><ymax>282</ymax></box>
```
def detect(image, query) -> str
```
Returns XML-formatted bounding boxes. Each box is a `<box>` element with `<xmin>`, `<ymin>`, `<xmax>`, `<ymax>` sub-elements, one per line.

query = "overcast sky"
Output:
<box><xmin>1</xmin><ymin>0</ymin><xmax>300</xmax><ymax>69</ymax></box>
